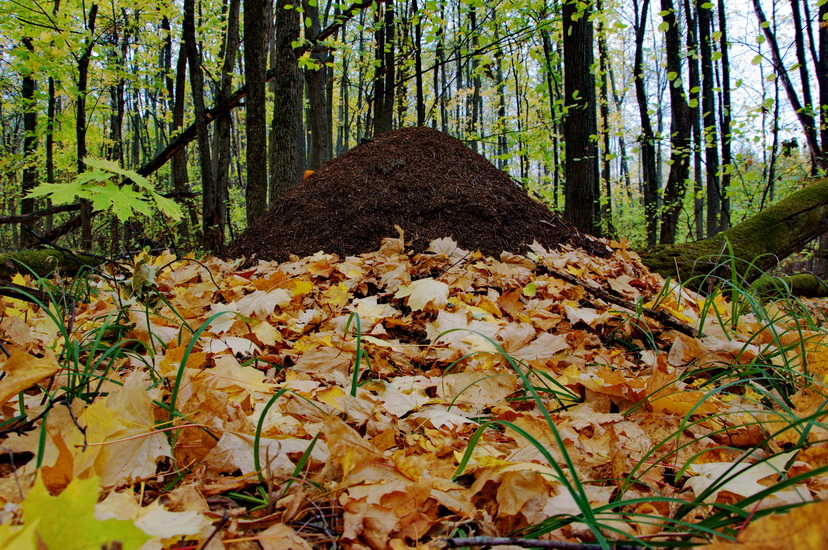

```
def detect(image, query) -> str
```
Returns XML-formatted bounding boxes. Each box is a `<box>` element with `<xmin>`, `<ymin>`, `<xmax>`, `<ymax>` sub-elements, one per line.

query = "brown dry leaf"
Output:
<box><xmin>256</xmin><ymin>522</ymin><xmax>314</xmax><ymax>550</ymax></box>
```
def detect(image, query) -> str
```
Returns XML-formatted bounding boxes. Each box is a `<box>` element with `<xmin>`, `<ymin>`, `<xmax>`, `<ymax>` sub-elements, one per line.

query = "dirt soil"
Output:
<box><xmin>225</xmin><ymin>127</ymin><xmax>610</xmax><ymax>262</ymax></box>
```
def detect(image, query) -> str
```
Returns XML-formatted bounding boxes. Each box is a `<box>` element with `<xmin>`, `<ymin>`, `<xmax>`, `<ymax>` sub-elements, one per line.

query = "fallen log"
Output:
<box><xmin>638</xmin><ymin>177</ymin><xmax>828</xmax><ymax>288</ymax></box>
<box><xmin>0</xmin><ymin>249</ymin><xmax>102</xmax><ymax>280</ymax></box>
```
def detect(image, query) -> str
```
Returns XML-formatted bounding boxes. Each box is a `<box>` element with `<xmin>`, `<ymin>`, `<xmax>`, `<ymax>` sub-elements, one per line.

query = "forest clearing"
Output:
<box><xmin>3</xmin><ymin>0</ymin><xmax>828</xmax><ymax>547</ymax></box>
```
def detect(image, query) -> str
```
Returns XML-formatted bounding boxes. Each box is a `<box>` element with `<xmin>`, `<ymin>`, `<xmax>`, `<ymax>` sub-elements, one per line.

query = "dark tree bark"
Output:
<box><xmin>44</xmin><ymin>75</ymin><xmax>56</xmax><ymax>233</ymax></box>
<box><xmin>373</xmin><ymin>1</ymin><xmax>395</xmax><ymax>135</ymax></box>
<box><xmin>752</xmin><ymin>0</ymin><xmax>824</xmax><ymax>170</ymax></box>
<box><xmin>183</xmin><ymin>0</ymin><xmax>221</xmax><ymax>251</ymax></box>
<box><xmin>494</xmin><ymin>28</ymin><xmax>508</xmax><ymax>172</ymax></box>
<box><xmin>596</xmin><ymin>0</ymin><xmax>615</xmax><ymax>238</ymax></box>
<box><xmin>467</xmin><ymin>5</ymin><xmax>481</xmax><ymax>151</ymax></box>
<box><xmin>106</xmin><ymin>21</ymin><xmax>128</xmax><ymax>256</ymax></box>
<box><xmin>716</xmin><ymin>0</ymin><xmax>732</xmax><ymax>230</ymax></box>
<box><xmin>658</xmin><ymin>0</ymin><xmax>692</xmax><ymax>244</ymax></box>
<box><xmin>245</xmin><ymin>0</ymin><xmax>269</xmax><ymax>224</ymax></box>
<box><xmin>214</xmin><ymin>0</ymin><xmax>240</xmax><ymax>235</ymax></box>
<box><xmin>818</xmin><ymin>1</ymin><xmax>828</xmax><ymax>153</ymax></box>
<box><xmin>540</xmin><ymin>28</ymin><xmax>561</xmax><ymax>210</ymax></box>
<box><xmin>20</xmin><ymin>38</ymin><xmax>38</xmax><ymax>248</ymax></box>
<box><xmin>697</xmin><ymin>0</ymin><xmax>722</xmax><ymax>237</ymax></box>
<box><xmin>43</xmin><ymin>0</ymin><xmax>61</xmax><ymax>235</ymax></box>
<box><xmin>632</xmin><ymin>0</ymin><xmax>659</xmax><ymax>246</ymax></box>
<box><xmin>171</xmin><ymin>39</ymin><xmax>190</xmax><ymax>194</ymax></box>
<box><xmin>562</xmin><ymin>0</ymin><xmax>598</xmax><ymax>235</ymax></box>
<box><xmin>790</xmin><ymin>0</ymin><xmax>815</xmax><ymax>168</ymax></box>
<box><xmin>76</xmin><ymin>3</ymin><xmax>98</xmax><ymax>250</ymax></box>
<box><xmin>107</xmin><ymin>26</ymin><xmax>127</xmax><ymax>165</ymax></box>
<box><xmin>413</xmin><ymin>0</ymin><xmax>425</xmax><ymax>127</ymax></box>
<box><xmin>171</xmin><ymin>43</ymin><xmax>195</xmax><ymax>237</ymax></box>
<box><xmin>269</xmin><ymin>0</ymin><xmax>306</xmax><ymax>201</ymax></box>
<box><xmin>433</xmin><ymin>0</ymin><xmax>447</xmax><ymax>133</ymax></box>
<box><xmin>304</xmin><ymin>0</ymin><xmax>330</xmax><ymax>169</ymax></box>
<box><xmin>682</xmin><ymin>0</ymin><xmax>704</xmax><ymax>239</ymax></box>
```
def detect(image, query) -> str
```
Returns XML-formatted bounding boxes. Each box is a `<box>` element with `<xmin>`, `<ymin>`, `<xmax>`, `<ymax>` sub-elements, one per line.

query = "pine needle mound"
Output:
<box><xmin>226</xmin><ymin>126</ymin><xmax>610</xmax><ymax>262</ymax></box>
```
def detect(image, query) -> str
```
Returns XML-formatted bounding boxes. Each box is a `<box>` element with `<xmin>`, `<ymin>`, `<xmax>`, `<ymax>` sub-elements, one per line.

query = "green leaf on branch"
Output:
<box><xmin>26</xmin><ymin>157</ymin><xmax>183</xmax><ymax>222</ymax></box>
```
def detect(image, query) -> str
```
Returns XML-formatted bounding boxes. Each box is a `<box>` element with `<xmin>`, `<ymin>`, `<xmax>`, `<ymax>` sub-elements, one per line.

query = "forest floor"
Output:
<box><xmin>2</xmin><ymin>128</ymin><xmax>828</xmax><ymax>549</ymax></box>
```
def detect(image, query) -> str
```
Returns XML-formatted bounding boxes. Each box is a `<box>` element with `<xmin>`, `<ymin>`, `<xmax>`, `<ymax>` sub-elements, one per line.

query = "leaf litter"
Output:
<box><xmin>2</xmin><ymin>229</ymin><xmax>828</xmax><ymax>549</ymax></box>
<box><xmin>0</xmin><ymin>128</ymin><xmax>828</xmax><ymax>550</ymax></box>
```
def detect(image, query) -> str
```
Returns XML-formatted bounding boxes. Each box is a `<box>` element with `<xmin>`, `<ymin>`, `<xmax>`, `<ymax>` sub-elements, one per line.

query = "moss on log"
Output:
<box><xmin>752</xmin><ymin>273</ymin><xmax>828</xmax><ymax>298</ymax></box>
<box><xmin>0</xmin><ymin>249</ymin><xmax>102</xmax><ymax>280</ymax></box>
<box><xmin>639</xmin><ymin>177</ymin><xmax>828</xmax><ymax>288</ymax></box>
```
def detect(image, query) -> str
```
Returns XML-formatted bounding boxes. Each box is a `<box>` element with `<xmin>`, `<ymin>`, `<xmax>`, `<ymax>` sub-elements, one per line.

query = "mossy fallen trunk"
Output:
<box><xmin>638</xmin><ymin>177</ymin><xmax>828</xmax><ymax>288</ymax></box>
<box><xmin>752</xmin><ymin>273</ymin><xmax>828</xmax><ymax>298</ymax></box>
<box><xmin>0</xmin><ymin>249</ymin><xmax>102</xmax><ymax>281</ymax></box>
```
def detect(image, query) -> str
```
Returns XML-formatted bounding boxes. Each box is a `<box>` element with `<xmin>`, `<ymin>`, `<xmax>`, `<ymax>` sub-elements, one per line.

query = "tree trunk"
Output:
<box><xmin>183</xmin><ymin>0</ymin><xmax>221</xmax><ymax>252</ymax></box>
<box><xmin>540</xmin><ymin>29</ymin><xmax>561</xmax><ymax>210</ymax></box>
<box><xmin>20</xmin><ymin>38</ymin><xmax>38</xmax><ymax>248</ymax></box>
<box><xmin>213</xmin><ymin>0</ymin><xmax>240</xmax><ymax>239</ymax></box>
<box><xmin>716</xmin><ymin>0</ymin><xmax>732</xmax><ymax>230</ymax></box>
<box><xmin>304</xmin><ymin>0</ymin><xmax>330</xmax><ymax>169</ymax></box>
<box><xmin>172</xmin><ymin>42</ymin><xmax>195</xmax><ymax>239</ymax></box>
<box><xmin>494</xmin><ymin>28</ymin><xmax>508</xmax><ymax>172</ymax></box>
<box><xmin>413</xmin><ymin>0</ymin><xmax>425</xmax><ymax>127</ymax></box>
<box><xmin>752</xmin><ymin>0</ymin><xmax>824</xmax><ymax>170</ymax></box>
<box><xmin>434</xmin><ymin>0</ymin><xmax>447</xmax><ymax>133</ymax></box>
<box><xmin>818</xmin><ymin>2</ymin><xmax>828</xmax><ymax>153</ymax></box>
<box><xmin>77</xmin><ymin>3</ymin><xmax>99</xmax><ymax>250</ymax></box>
<box><xmin>45</xmin><ymin>76</ymin><xmax>56</xmax><ymax>233</ymax></box>
<box><xmin>640</xmin><ymin>177</ymin><xmax>828</xmax><ymax>286</ymax></box>
<box><xmin>245</xmin><ymin>0</ymin><xmax>269</xmax><ymax>224</ymax></box>
<box><xmin>697</xmin><ymin>0</ymin><xmax>722</xmax><ymax>237</ymax></box>
<box><xmin>468</xmin><ymin>5</ymin><xmax>480</xmax><ymax>151</ymax></box>
<box><xmin>107</xmin><ymin>24</ymin><xmax>128</xmax><ymax>256</ymax></box>
<box><xmin>789</xmin><ymin>0</ymin><xmax>816</xmax><ymax>169</ymax></box>
<box><xmin>658</xmin><ymin>0</ymin><xmax>692</xmax><ymax>244</ymax></box>
<box><xmin>562</xmin><ymin>0</ymin><xmax>598</xmax><ymax>235</ymax></box>
<box><xmin>632</xmin><ymin>0</ymin><xmax>659</xmax><ymax>246</ymax></box>
<box><xmin>269</xmin><ymin>0</ymin><xmax>306</xmax><ymax>201</ymax></box>
<box><xmin>596</xmin><ymin>0</ymin><xmax>615</xmax><ymax>238</ymax></box>
<box><xmin>373</xmin><ymin>1</ymin><xmax>394</xmax><ymax>135</ymax></box>
<box><xmin>682</xmin><ymin>0</ymin><xmax>703</xmax><ymax>240</ymax></box>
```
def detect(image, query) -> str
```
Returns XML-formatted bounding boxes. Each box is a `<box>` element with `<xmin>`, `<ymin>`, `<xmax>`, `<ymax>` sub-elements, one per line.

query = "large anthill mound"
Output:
<box><xmin>226</xmin><ymin>127</ymin><xmax>609</xmax><ymax>262</ymax></box>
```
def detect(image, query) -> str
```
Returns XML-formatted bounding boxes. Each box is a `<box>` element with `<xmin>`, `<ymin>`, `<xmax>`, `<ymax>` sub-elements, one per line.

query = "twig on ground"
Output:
<box><xmin>440</xmin><ymin>536</ymin><xmax>643</xmax><ymax>549</ymax></box>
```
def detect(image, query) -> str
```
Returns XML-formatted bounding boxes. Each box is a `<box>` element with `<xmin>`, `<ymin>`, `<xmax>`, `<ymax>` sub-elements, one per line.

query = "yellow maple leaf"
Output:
<box><xmin>70</xmin><ymin>371</ymin><xmax>171</xmax><ymax>487</ymax></box>
<box><xmin>698</xmin><ymin>498</ymin><xmax>828</xmax><ymax>549</ymax></box>
<box><xmin>322</xmin><ymin>282</ymin><xmax>351</xmax><ymax>307</ymax></box>
<box><xmin>0</xmin><ymin>350</ymin><xmax>60</xmax><ymax>406</ymax></box>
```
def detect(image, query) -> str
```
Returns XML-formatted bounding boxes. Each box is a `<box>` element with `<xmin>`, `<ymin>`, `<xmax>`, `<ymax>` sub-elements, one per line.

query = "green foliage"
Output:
<box><xmin>27</xmin><ymin>158</ymin><xmax>183</xmax><ymax>222</ymax></box>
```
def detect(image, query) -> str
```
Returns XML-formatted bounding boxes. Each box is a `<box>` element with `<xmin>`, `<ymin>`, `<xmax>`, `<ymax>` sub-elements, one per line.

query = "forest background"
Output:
<box><xmin>0</xmin><ymin>0</ymin><xmax>825</xmax><ymax>265</ymax></box>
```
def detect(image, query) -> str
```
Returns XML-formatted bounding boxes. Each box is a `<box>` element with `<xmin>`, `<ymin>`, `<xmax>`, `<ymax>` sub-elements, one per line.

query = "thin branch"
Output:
<box><xmin>0</xmin><ymin>204</ymin><xmax>79</xmax><ymax>225</ymax></box>
<box><xmin>440</xmin><ymin>537</ymin><xmax>643</xmax><ymax>549</ymax></box>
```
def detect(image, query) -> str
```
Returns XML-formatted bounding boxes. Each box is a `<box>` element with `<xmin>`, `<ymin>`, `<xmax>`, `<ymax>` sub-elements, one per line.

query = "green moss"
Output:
<box><xmin>0</xmin><ymin>249</ymin><xmax>101</xmax><ymax>280</ymax></box>
<box><xmin>639</xmin><ymin>177</ymin><xmax>828</xmax><ymax>288</ymax></box>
